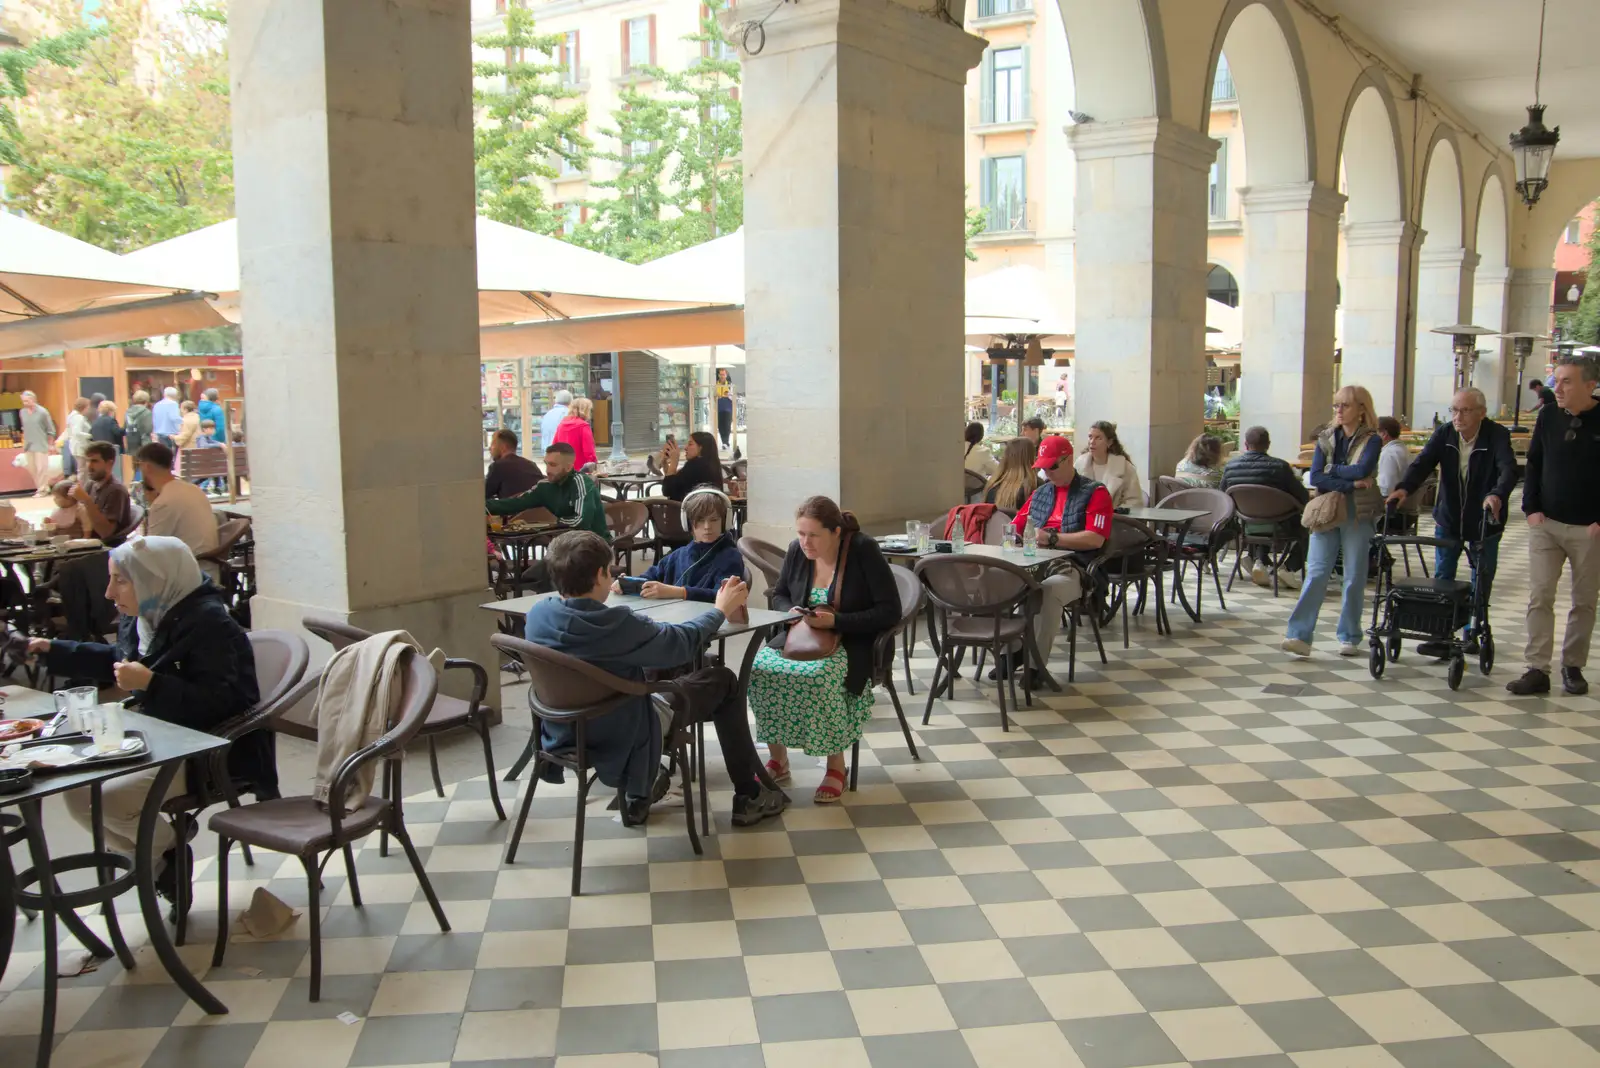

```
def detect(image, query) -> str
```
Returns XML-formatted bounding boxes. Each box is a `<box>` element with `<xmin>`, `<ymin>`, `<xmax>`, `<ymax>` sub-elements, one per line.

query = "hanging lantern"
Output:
<box><xmin>1509</xmin><ymin>0</ymin><xmax>1559</xmax><ymax>208</ymax></box>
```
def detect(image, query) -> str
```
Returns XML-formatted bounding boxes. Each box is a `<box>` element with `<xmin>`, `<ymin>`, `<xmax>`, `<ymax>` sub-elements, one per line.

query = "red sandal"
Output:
<box><xmin>813</xmin><ymin>767</ymin><xmax>847</xmax><ymax>804</ymax></box>
<box><xmin>764</xmin><ymin>758</ymin><xmax>791</xmax><ymax>786</ymax></box>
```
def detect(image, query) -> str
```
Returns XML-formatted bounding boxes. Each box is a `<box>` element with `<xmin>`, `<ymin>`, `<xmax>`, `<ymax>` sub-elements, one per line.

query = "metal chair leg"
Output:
<box><xmin>342</xmin><ymin>844</ymin><xmax>362</xmax><ymax>908</ymax></box>
<box><xmin>394</xmin><ymin>822</ymin><xmax>450</xmax><ymax>932</ymax></box>
<box><xmin>476</xmin><ymin>715</ymin><xmax>507</xmax><ymax>821</ymax></box>
<box><xmin>211</xmin><ymin>837</ymin><xmax>231</xmax><ymax>968</ymax></box>
<box><xmin>427</xmin><ymin>736</ymin><xmax>444</xmax><ymax>798</ymax></box>
<box><xmin>302</xmin><ymin>854</ymin><xmax>323</xmax><ymax>1002</ymax></box>
<box><xmin>505</xmin><ymin>755</ymin><xmax>542</xmax><ymax>865</ymax></box>
<box><xmin>884</xmin><ymin>679</ymin><xmax>918</xmax><ymax>759</ymax></box>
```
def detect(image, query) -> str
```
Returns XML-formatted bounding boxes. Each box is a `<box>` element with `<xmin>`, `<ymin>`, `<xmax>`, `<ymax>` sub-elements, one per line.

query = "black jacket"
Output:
<box><xmin>45</xmin><ymin>582</ymin><xmax>271</xmax><ymax>797</ymax></box>
<box><xmin>1398</xmin><ymin>418</ymin><xmax>1518</xmax><ymax>539</ymax></box>
<box><xmin>766</xmin><ymin>532</ymin><xmax>900</xmax><ymax>696</ymax></box>
<box><xmin>660</xmin><ymin>455</ymin><xmax>724</xmax><ymax>501</ymax></box>
<box><xmin>89</xmin><ymin>414</ymin><xmax>124</xmax><ymax>449</ymax></box>
<box><xmin>1219</xmin><ymin>450</ymin><xmax>1308</xmax><ymax>505</ymax></box>
<box><xmin>485</xmin><ymin>453</ymin><xmax>542</xmax><ymax>500</ymax></box>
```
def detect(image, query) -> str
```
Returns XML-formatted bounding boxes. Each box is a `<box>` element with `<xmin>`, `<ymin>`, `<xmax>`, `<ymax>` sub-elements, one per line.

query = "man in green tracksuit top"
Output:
<box><xmin>487</xmin><ymin>441</ymin><xmax>610</xmax><ymax>591</ymax></box>
<box><xmin>486</xmin><ymin>442</ymin><xmax>610</xmax><ymax>537</ymax></box>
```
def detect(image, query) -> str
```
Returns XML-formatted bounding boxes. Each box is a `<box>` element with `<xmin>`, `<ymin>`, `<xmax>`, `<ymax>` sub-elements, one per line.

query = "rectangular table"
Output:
<box><xmin>877</xmin><ymin>540</ymin><xmax>1075</xmax><ymax>571</ymax></box>
<box><xmin>1116</xmin><ymin>508</ymin><xmax>1212</xmax><ymax>624</ymax></box>
<box><xmin>0</xmin><ymin>692</ymin><xmax>231</xmax><ymax>1067</ymax></box>
<box><xmin>1120</xmin><ymin>506</ymin><xmax>1208</xmax><ymax>525</ymax></box>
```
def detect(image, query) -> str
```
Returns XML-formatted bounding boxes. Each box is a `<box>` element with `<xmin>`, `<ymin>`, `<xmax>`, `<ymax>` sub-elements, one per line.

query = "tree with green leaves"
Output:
<box><xmin>473</xmin><ymin>2</ymin><xmax>590</xmax><ymax>235</ymax></box>
<box><xmin>1556</xmin><ymin>204</ymin><xmax>1600</xmax><ymax>346</ymax></box>
<box><xmin>965</xmin><ymin>194</ymin><xmax>986</xmax><ymax>262</ymax></box>
<box><xmin>575</xmin><ymin>0</ymin><xmax>741</xmax><ymax>262</ymax></box>
<box><xmin>4</xmin><ymin>0</ymin><xmax>232</xmax><ymax>252</ymax></box>
<box><xmin>1</xmin><ymin>19</ymin><xmax>101</xmax><ymax>168</ymax></box>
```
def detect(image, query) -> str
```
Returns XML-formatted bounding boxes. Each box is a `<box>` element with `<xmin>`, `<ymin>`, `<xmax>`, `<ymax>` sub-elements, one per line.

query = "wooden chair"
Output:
<box><xmin>210</xmin><ymin>644</ymin><xmax>449</xmax><ymax>1002</ymax></box>
<box><xmin>162</xmin><ymin>630</ymin><xmax>313</xmax><ymax>945</ymax></box>
<box><xmin>302</xmin><ymin>618</ymin><xmax>504</xmax><ymax>837</ymax></box>
<box><xmin>492</xmin><ymin>634</ymin><xmax>701</xmax><ymax>894</ymax></box>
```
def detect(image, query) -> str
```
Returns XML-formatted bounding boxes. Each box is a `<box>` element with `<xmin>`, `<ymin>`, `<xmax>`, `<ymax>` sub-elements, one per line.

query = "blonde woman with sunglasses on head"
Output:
<box><xmin>1282</xmin><ymin>385</ymin><xmax>1383</xmax><ymax>659</ymax></box>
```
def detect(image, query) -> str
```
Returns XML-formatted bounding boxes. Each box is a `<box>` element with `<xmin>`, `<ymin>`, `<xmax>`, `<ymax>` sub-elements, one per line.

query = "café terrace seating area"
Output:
<box><xmin>2</xmin><ymin>498</ymin><xmax>1599</xmax><ymax>1068</ymax></box>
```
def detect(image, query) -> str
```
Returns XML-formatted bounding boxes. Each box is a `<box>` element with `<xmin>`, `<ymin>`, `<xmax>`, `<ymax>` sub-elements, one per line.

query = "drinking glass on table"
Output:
<box><xmin>53</xmin><ymin>686</ymin><xmax>97</xmax><ymax>733</ymax></box>
<box><xmin>85</xmin><ymin>702</ymin><xmax>124</xmax><ymax>754</ymax></box>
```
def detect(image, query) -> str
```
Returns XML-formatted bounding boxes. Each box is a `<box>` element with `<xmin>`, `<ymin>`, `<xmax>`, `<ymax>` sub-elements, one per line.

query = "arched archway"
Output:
<box><xmin>1472</xmin><ymin>172</ymin><xmax>1513</xmax><ymax>411</ymax></box>
<box><xmin>1336</xmin><ymin>76</ymin><xmax>1412</xmax><ymax>419</ymax></box>
<box><xmin>1412</xmin><ymin>132</ymin><xmax>1473</xmax><ymax>426</ymax></box>
<box><xmin>1206</xmin><ymin>263</ymin><xmax>1240</xmax><ymax>307</ymax></box>
<box><xmin>1056</xmin><ymin>0</ymin><xmax>1167</xmax><ymax>122</ymax></box>
<box><xmin>1207</xmin><ymin>1</ymin><xmax>1332</xmax><ymax>456</ymax></box>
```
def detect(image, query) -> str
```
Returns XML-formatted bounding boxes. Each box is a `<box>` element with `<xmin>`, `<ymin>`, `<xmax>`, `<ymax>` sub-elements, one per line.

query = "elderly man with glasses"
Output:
<box><xmin>1506</xmin><ymin>358</ymin><xmax>1600</xmax><ymax>696</ymax></box>
<box><xmin>1386</xmin><ymin>387</ymin><xmax>1517</xmax><ymax>659</ymax></box>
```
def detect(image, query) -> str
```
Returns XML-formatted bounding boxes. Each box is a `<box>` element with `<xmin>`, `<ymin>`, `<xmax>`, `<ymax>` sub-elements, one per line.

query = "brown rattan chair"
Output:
<box><xmin>737</xmin><ymin>536</ymin><xmax>787</xmax><ymax>608</ymax></box>
<box><xmin>847</xmin><ymin>565</ymin><xmax>924</xmax><ymax>789</ymax></box>
<box><xmin>915</xmin><ymin>554</ymin><xmax>1047</xmax><ymax>732</ymax></box>
<box><xmin>1225</xmin><ymin>484</ymin><xmax>1305</xmax><ymax>597</ymax></box>
<box><xmin>303</xmin><ymin>619</ymin><xmax>503</xmax><ymax>832</ymax></box>
<box><xmin>197</xmin><ymin>517</ymin><xmax>252</xmax><ymax>605</ymax></box>
<box><xmin>1151</xmin><ymin>475</ymin><xmax>1188</xmax><ymax>505</ymax></box>
<box><xmin>1155</xmin><ymin>487</ymin><xmax>1237</xmax><ymax>620</ymax></box>
<box><xmin>161</xmin><ymin>629</ymin><xmax>313</xmax><ymax>945</ymax></box>
<box><xmin>646</xmin><ymin>498</ymin><xmax>691</xmax><ymax>561</ymax></box>
<box><xmin>491</xmin><ymin>633</ymin><xmax>702</xmax><ymax>894</ymax></box>
<box><xmin>606</xmin><ymin>500</ymin><xmax>652</xmax><ymax>573</ymax></box>
<box><xmin>209</xmin><ymin>644</ymin><xmax>449</xmax><ymax>1002</ymax></box>
<box><xmin>1092</xmin><ymin>515</ymin><xmax>1171</xmax><ymax>646</ymax></box>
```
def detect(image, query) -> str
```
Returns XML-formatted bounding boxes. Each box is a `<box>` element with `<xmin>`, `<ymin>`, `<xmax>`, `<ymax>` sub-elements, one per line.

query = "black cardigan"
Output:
<box><xmin>766</xmin><ymin>531</ymin><xmax>900</xmax><ymax>695</ymax></box>
<box><xmin>660</xmin><ymin>455</ymin><xmax>724</xmax><ymax>501</ymax></box>
<box><xmin>46</xmin><ymin>582</ymin><xmax>271</xmax><ymax>797</ymax></box>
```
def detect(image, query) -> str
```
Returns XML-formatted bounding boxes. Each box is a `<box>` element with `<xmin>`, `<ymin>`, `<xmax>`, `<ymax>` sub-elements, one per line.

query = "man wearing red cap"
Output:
<box><xmin>998</xmin><ymin>435</ymin><xmax>1113</xmax><ymax>683</ymax></box>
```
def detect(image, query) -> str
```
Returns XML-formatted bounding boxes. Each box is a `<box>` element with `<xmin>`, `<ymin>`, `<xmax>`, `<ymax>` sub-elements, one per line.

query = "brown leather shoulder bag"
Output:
<box><xmin>782</xmin><ymin>536</ymin><xmax>850</xmax><ymax>661</ymax></box>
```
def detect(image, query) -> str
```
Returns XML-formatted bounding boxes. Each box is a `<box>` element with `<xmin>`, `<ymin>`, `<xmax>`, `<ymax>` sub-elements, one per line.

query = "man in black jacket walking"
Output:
<box><xmin>1220</xmin><ymin>426</ymin><xmax>1309</xmax><ymax>588</ymax></box>
<box><xmin>1387</xmin><ymin>387</ymin><xmax>1517</xmax><ymax>657</ymax></box>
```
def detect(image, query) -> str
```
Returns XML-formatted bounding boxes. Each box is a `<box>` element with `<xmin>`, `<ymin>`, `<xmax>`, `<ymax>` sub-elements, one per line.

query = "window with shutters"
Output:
<box><xmin>1208</xmin><ymin>139</ymin><xmax>1230</xmax><ymax>219</ymax></box>
<box><xmin>560</xmin><ymin>30</ymin><xmax>581</xmax><ymax>85</ymax></box>
<box><xmin>976</xmin><ymin>0</ymin><xmax>1031</xmax><ymax>17</ymax></box>
<box><xmin>624</xmin><ymin>16</ymin><xmax>654</xmax><ymax>73</ymax></box>
<box><xmin>978</xmin><ymin>46</ymin><xmax>1029</xmax><ymax>126</ymax></box>
<box><xmin>700</xmin><ymin>4</ymin><xmax>737</xmax><ymax>59</ymax></box>
<box><xmin>979</xmin><ymin>156</ymin><xmax>1026</xmax><ymax>233</ymax></box>
<box><xmin>1565</xmin><ymin>218</ymin><xmax>1583</xmax><ymax>245</ymax></box>
<box><xmin>559</xmin><ymin>134</ymin><xmax>583</xmax><ymax>176</ymax></box>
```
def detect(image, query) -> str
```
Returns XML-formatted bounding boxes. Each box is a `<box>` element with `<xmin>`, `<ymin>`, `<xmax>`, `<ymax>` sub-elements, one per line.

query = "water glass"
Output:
<box><xmin>53</xmin><ymin>686</ymin><xmax>97</xmax><ymax>733</ymax></box>
<box><xmin>85</xmin><ymin>703</ymin><xmax>124</xmax><ymax>754</ymax></box>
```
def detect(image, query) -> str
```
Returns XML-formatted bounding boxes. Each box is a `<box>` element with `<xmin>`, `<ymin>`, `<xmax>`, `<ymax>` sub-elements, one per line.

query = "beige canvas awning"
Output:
<box><xmin>0</xmin><ymin>292</ymin><xmax>228</xmax><ymax>360</ymax></box>
<box><xmin>480</xmin><ymin>305</ymin><xmax>745</xmax><ymax>360</ymax></box>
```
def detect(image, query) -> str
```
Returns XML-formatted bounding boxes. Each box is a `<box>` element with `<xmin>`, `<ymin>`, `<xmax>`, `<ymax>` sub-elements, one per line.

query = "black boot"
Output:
<box><xmin>1563</xmin><ymin>667</ymin><xmax>1589</xmax><ymax>696</ymax></box>
<box><xmin>1506</xmin><ymin>669</ymin><xmax>1551</xmax><ymax>696</ymax></box>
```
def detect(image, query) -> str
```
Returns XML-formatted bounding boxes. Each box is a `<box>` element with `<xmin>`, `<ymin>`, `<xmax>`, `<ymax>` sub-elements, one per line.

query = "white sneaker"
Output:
<box><xmin>1339</xmin><ymin>642</ymin><xmax>1361</xmax><ymax>657</ymax></box>
<box><xmin>1280</xmin><ymin>638</ymin><xmax>1311</xmax><ymax>658</ymax></box>
<box><xmin>1279</xmin><ymin>569</ymin><xmax>1303</xmax><ymax>590</ymax></box>
<box><xmin>1251</xmin><ymin>563</ymin><xmax>1269</xmax><ymax>587</ymax></box>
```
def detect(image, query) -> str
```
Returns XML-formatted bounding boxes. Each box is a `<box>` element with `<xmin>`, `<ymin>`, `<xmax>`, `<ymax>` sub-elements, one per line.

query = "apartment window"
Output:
<box><xmin>701</xmin><ymin>4</ymin><xmax>737</xmax><ymax>59</ymax></box>
<box><xmin>495</xmin><ymin>0</ymin><xmax>507</xmax><ymax>12</ymax></box>
<box><xmin>1208</xmin><ymin>138</ymin><xmax>1229</xmax><ymax>219</ymax></box>
<box><xmin>1212</xmin><ymin>54</ymin><xmax>1236</xmax><ymax>104</ymax></box>
<box><xmin>979</xmin><ymin>156</ymin><xmax>1026</xmax><ymax>233</ymax></box>
<box><xmin>560</xmin><ymin>30</ymin><xmax>580</xmax><ymax>84</ymax></box>
<box><xmin>560</xmin><ymin>135</ymin><xmax>582</xmax><ymax>176</ymax></box>
<box><xmin>980</xmin><ymin>47</ymin><xmax>1027</xmax><ymax>125</ymax></box>
<box><xmin>977</xmin><ymin>0</ymin><xmax>1030</xmax><ymax>17</ymax></box>
<box><xmin>623</xmin><ymin>15</ymin><xmax>655</xmax><ymax>73</ymax></box>
<box><xmin>1206</xmin><ymin>264</ymin><xmax>1239</xmax><ymax>308</ymax></box>
<box><xmin>1565</xmin><ymin>218</ymin><xmax>1583</xmax><ymax>245</ymax></box>
<box><xmin>561</xmin><ymin>203</ymin><xmax>584</xmax><ymax>237</ymax></box>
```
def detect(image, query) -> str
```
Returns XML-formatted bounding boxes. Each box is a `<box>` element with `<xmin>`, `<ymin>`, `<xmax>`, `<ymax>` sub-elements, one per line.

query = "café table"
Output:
<box><xmin>1118</xmin><ymin>506</ymin><xmax>1212</xmax><ymax>624</ymax></box>
<box><xmin>0</xmin><ymin>689</ymin><xmax>231</xmax><ymax>1068</ymax></box>
<box><xmin>597</xmin><ymin>474</ymin><xmax>660</xmax><ymax>500</ymax></box>
<box><xmin>486</xmin><ymin>522</ymin><xmax>559</xmax><ymax>597</ymax></box>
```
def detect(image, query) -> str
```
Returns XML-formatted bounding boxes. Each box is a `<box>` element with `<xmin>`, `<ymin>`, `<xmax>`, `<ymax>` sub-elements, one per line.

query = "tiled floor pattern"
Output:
<box><xmin>4</xmin><ymin>515</ymin><xmax>1600</xmax><ymax>1067</ymax></box>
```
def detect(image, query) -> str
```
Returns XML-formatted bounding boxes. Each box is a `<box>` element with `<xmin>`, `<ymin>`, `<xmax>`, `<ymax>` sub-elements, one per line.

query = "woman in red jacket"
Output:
<box><xmin>552</xmin><ymin>396</ymin><xmax>598</xmax><ymax>470</ymax></box>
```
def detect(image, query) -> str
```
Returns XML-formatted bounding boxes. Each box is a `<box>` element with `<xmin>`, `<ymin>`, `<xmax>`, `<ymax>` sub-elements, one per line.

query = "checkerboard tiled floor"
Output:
<box><xmin>4</xmin><ymin>514</ymin><xmax>1600</xmax><ymax>1067</ymax></box>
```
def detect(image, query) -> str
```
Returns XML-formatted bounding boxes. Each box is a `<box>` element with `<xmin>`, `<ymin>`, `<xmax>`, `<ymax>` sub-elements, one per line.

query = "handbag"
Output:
<box><xmin>783</xmin><ymin>536</ymin><xmax>849</xmax><ymax>661</ymax></box>
<box><xmin>1302</xmin><ymin>488</ymin><xmax>1346</xmax><ymax>533</ymax></box>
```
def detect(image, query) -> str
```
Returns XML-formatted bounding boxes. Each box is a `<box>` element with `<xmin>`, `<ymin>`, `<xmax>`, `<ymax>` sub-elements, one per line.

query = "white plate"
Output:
<box><xmin>65</xmin><ymin>539</ymin><xmax>103</xmax><ymax>550</ymax></box>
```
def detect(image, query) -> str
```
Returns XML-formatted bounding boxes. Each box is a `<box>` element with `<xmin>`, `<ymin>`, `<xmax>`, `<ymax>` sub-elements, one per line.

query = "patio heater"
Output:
<box><xmin>1430</xmin><ymin>324</ymin><xmax>1497</xmax><ymax>394</ymax></box>
<box><xmin>1501</xmin><ymin>332</ymin><xmax>1549</xmax><ymax>430</ymax></box>
<box><xmin>608</xmin><ymin>352</ymin><xmax>627</xmax><ymax>462</ymax></box>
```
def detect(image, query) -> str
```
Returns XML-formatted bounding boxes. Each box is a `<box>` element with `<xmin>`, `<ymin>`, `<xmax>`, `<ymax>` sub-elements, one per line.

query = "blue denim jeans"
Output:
<box><xmin>1286</xmin><ymin>515</ymin><xmax>1375</xmax><ymax>647</ymax></box>
<box><xmin>1434</xmin><ymin>526</ymin><xmax>1500</xmax><ymax>634</ymax></box>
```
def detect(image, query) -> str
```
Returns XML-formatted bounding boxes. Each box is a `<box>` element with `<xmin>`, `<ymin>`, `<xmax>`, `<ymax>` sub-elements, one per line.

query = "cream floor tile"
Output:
<box><xmin>980</xmin><ymin>900</ymin><xmax>1077</xmax><ymax>938</ymax></box>
<box><xmin>796</xmin><ymin>853</ymin><xmax>880</xmax><ymax>884</ymax></box>
<box><xmin>1035</xmin><ymin>866</ymin><xmax>1126</xmax><ymax>899</ymax></box>
<box><xmin>244</xmin><ymin>1019</ymin><xmax>364</xmax><ymax>1068</ymax></box>
<box><xmin>652</xmin><ymin>920</ymin><xmax>742</xmax><ymax>961</ymax></box>
<box><xmin>1246</xmin><ymin>915</ymin><xmax>1360</xmax><ymax>956</ymax></box>
<box><xmin>1082</xmin><ymin>836</ymin><xmax>1171</xmax><ymax>867</ymax></box>
<box><xmin>475</xmin><ymin>928</ymin><xmax>568</xmax><ymax>970</ymax></box>
<box><xmin>884</xmin><ymin>876</ymin><xmax>976</xmax><ymax>910</ymax></box>
<box><xmin>1366</xmin><ymin>943</ymin><xmax>1493</xmax><ymax>988</ymax></box>
<box><xmin>820</xmin><ymin>911</ymin><xmax>914</xmax><ymax>950</ymax></box>
<box><xmin>963</xmin><ymin>1022</ymin><xmax>1086</xmax><ymax>1068</ymax></box>
<box><xmin>1202</xmin><ymin>957</ymin><xmax>1324</xmax><ymax>1005</ymax></box>
<box><xmin>453</xmin><ymin>1008</ymin><xmax>559</xmax><ymax>1060</ymax></box>
<box><xmin>1332</xmin><ymin>989</ymin><xmax>1469</xmax><ymax>1044</ymax></box>
<box><xmin>1135</xmin><ymin>888</ymin><xmax>1237</xmax><ymax>926</ymax></box>
<box><xmin>910</xmin><ymin>800</ymin><xmax>985</xmax><ymax>825</ymax></box>
<box><xmin>847</xmin><ymin>985</ymin><xmax>957</xmax><ymax>1037</ymax></box>
<box><xmin>942</xmin><ymin>845</ymin><xmax>1027</xmax><ymax>874</ymax></box>
<box><xmin>567</xmin><ymin>893</ymin><xmax>653</xmax><ymax>930</ymax></box>
<box><xmin>368</xmin><ymin>969</ymin><xmax>474</xmax><ymax>1017</ymax></box>
<box><xmin>993</xmin><ymin>818</ymin><xmax>1073</xmax><ymax>845</ymax></box>
<box><xmin>649</xmin><ymin>860</ymin><xmax>730</xmax><ymax>892</ymax></box>
<box><xmin>761</xmin><ymin>1037</ymin><xmax>871</xmax><ymax>1068</ymax></box>
<box><xmin>744</xmin><ymin>952</ymin><xmax>844</xmax><ymax>997</ymax></box>
<box><xmin>1030</xmin><ymin>971</ymin><xmax>1144</xmax><ymax>1020</ymax></box>
<box><xmin>40</xmin><ymin>1027</ymin><xmax>161</xmax><ymax>1068</ymax></box>
<box><xmin>1121</xmin><ymin>808</ymin><xmax>1207</xmax><ymax>837</ymax></box>
<box><xmin>1313</xmin><ymin>846</ymin><xmax>1412</xmax><ymax>878</ymax></box>
<box><xmin>1155</xmin><ymin>1006</ymin><xmax>1280</xmax><ymax>1061</ymax></box>
<box><xmin>1397</xmin><ymin>903</ymin><xmax>1515</xmax><ymax>943</ymax></box>
<box><xmin>1289</xmin><ymin>1047</ymin><xmax>1406</xmax><ymax>1068</ymax></box>
<box><xmin>854</xmin><ymin>825</ymin><xmax>937</xmax><ymax>853</ymax></box>
<box><xmin>656</xmin><ymin>997</ymin><xmax>760</xmax><ymax>1049</ymax></box>
<box><xmin>0</xmin><ymin>986</ymin><xmax>104</xmax><ymax>1036</ymax></box>
<box><xmin>1549</xmin><ymin>893</ymin><xmax>1600</xmax><ymax>928</ymax></box>
<box><xmin>551</xmin><ymin>1056</ymin><xmax>657</xmax><ymax>1068</ymax></box>
<box><xmin>402</xmin><ymin>898</ymin><xmax>488</xmax><ymax>935</ymax></box>
<box><xmin>729</xmin><ymin>885</ymin><xmax>815</xmax><ymax>920</ymax></box>
<box><xmin>1478</xmin><ymin>1028</ymin><xmax>1600</xmax><ymax>1068</ymax></box>
<box><xmin>1284</xmin><ymin>878</ymin><xmax>1389</xmax><ymax>915</ymax></box>
<box><xmin>1504</xmin><ymin>976</ymin><xmax>1600</xmax><ymax>1027</ymax></box>
<box><xmin>918</xmin><ymin>940</ymin><xmax>1022</xmax><ymax>984</ymax></box>
<box><xmin>297</xmin><ymin>936</ymin><xmax>394</xmax><ymax>977</ymax></box>
<box><xmin>171</xmin><ymin>978</ymin><xmax>291</xmax><ymax>1026</ymax></box>
<box><xmin>1085</xmin><ymin>928</ymin><xmax>1194</xmax><ymax>970</ymax></box>
<box><xmin>493</xmin><ymin>867</ymin><xmax>575</xmax><ymax>899</ymax></box>
<box><xmin>1177</xmin><ymin>856</ymin><xmax>1272</xmax><ymax>888</ymax></box>
<box><xmin>562</xmin><ymin>962</ymin><xmax>656</xmax><ymax>1007</ymax></box>
<box><xmin>1423</xmin><ymin>867</ymin><xmax>1534</xmax><ymax>902</ymax></box>
<box><xmin>1527</xmin><ymin>931</ymin><xmax>1600</xmax><ymax>976</ymax></box>
<box><xmin>1448</xmin><ymin>837</ymin><xmax>1546</xmax><ymax>868</ymax></box>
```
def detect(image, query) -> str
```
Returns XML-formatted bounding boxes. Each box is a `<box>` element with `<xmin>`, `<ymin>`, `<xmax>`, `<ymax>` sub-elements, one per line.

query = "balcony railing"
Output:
<box><xmin>978</xmin><ymin>88</ymin><xmax>1033</xmax><ymax>127</ymax></box>
<box><xmin>981</xmin><ymin>195</ymin><xmax>1030</xmax><ymax>234</ymax></box>
<box><xmin>1212</xmin><ymin>63</ymin><xmax>1236</xmax><ymax>103</ymax></box>
<box><xmin>977</xmin><ymin>0</ymin><xmax>1031</xmax><ymax>17</ymax></box>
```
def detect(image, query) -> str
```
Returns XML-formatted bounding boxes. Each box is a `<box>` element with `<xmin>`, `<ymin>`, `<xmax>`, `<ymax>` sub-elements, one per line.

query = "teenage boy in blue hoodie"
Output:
<box><xmin>523</xmin><ymin>529</ymin><xmax>789</xmax><ymax>828</ymax></box>
<box><xmin>615</xmin><ymin>489</ymin><xmax>746</xmax><ymax>603</ymax></box>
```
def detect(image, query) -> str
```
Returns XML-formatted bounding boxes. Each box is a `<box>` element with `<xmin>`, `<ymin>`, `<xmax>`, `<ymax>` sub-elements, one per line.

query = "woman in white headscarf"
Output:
<box><xmin>31</xmin><ymin>536</ymin><xmax>263</xmax><ymax>902</ymax></box>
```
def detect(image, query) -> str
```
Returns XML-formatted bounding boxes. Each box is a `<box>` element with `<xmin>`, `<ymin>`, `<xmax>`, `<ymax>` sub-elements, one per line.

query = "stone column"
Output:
<box><xmin>1340</xmin><ymin>221</ymin><xmax>1420</xmax><ymax>419</ymax></box>
<box><xmin>1412</xmin><ymin>246</ymin><xmax>1478</xmax><ymax>427</ymax></box>
<box><xmin>1067</xmin><ymin>118</ymin><xmax>1216</xmax><ymax>481</ymax></box>
<box><xmin>1507</xmin><ymin>267</ymin><xmax>1556</xmax><ymax>417</ymax></box>
<box><xmin>1237</xmin><ymin>182</ymin><xmax>1345</xmax><ymax>454</ymax></box>
<box><xmin>232</xmin><ymin>0</ymin><xmax>493</xmax><ymax>696</ymax></box>
<box><xmin>734</xmin><ymin>0</ymin><xmax>985</xmax><ymax>537</ymax></box>
<box><xmin>1471</xmin><ymin>265</ymin><xmax>1511</xmax><ymax>414</ymax></box>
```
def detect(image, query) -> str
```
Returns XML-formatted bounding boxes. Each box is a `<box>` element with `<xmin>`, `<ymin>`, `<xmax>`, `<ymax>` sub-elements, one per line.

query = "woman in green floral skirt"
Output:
<box><xmin>751</xmin><ymin>496</ymin><xmax>901</xmax><ymax>803</ymax></box>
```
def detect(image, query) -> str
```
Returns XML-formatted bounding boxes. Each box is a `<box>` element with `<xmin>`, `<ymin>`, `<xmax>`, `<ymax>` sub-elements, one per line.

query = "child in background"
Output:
<box><xmin>196</xmin><ymin>420</ymin><xmax>222</xmax><ymax>448</ymax></box>
<box><xmin>44</xmin><ymin>482</ymin><xmax>83</xmax><ymax>537</ymax></box>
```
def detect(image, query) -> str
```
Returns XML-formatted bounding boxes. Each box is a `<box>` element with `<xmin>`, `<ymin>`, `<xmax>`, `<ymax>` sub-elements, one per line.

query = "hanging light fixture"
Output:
<box><xmin>1509</xmin><ymin>0</ymin><xmax>1560</xmax><ymax>208</ymax></box>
